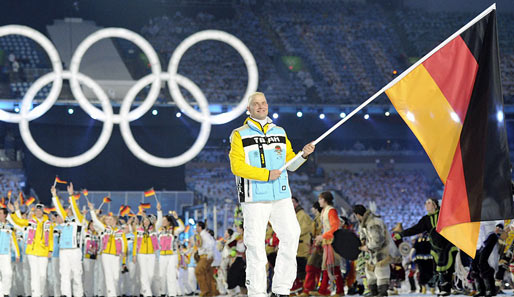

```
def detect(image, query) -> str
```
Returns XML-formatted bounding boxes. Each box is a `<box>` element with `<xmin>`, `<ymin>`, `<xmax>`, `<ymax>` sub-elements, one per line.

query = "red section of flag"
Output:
<box><xmin>437</xmin><ymin>144</ymin><xmax>471</xmax><ymax>231</ymax></box>
<box><xmin>422</xmin><ymin>36</ymin><xmax>478</xmax><ymax>121</ymax></box>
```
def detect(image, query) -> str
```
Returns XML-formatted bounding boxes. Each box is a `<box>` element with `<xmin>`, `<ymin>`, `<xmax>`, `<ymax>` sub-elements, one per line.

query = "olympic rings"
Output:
<box><xmin>0</xmin><ymin>25</ymin><xmax>258</xmax><ymax>167</ymax></box>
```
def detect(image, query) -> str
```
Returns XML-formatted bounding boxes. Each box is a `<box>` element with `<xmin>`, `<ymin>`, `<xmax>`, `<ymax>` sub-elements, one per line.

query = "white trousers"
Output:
<box><xmin>188</xmin><ymin>266</ymin><xmax>197</xmax><ymax>293</ymax></box>
<box><xmin>159</xmin><ymin>254</ymin><xmax>179</xmax><ymax>296</ymax></box>
<box><xmin>137</xmin><ymin>253</ymin><xmax>156</xmax><ymax>297</ymax></box>
<box><xmin>121</xmin><ymin>261</ymin><xmax>138</xmax><ymax>296</ymax></box>
<box><xmin>47</xmin><ymin>257</ymin><xmax>61</xmax><ymax>297</ymax></box>
<box><xmin>60</xmin><ymin>248</ymin><xmax>84</xmax><ymax>297</ymax></box>
<box><xmin>0</xmin><ymin>254</ymin><xmax>12</xmax><ymax>295</ymax></box>
<box><xmin>101</xmin><ymin>254</ymin><xmax>120</xmax><ymax>297</ymax></box>
<box><xmin>178</xmin><ymin>267</ymin><xmax>189</xmax><ymax>295</ymax></box>
<box><xmin>83</xmin><ymin>258</ymin><xmax>96</xmax><ymax>297</ymax></box>
<box><xmin>95</xmin><ymin>257</ymin><xmax>105</xmax><ymax>296</ymax></box>
<box><xmin>242</xmin><ymin>198</ymin><xmax>301</xmax><ymax>297</ymax></box>
<box><xmin>28</xmin><ymin>255</ymin><xmax>49</xmax><ymax>297</ymax></box>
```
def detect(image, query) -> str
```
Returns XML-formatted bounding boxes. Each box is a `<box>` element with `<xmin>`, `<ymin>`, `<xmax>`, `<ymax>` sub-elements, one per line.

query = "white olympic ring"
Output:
<box><xmin>0</xmin><ymin>25</ymin><xmax>259</xmax><ymax>167</ymax></box>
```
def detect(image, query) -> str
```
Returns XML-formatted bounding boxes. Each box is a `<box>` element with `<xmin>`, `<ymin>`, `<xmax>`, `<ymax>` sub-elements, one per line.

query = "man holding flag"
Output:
<box><xmin>229</xmin><ymin>92</ymin><xmax>314</xmax><ymax>297</ymax></box>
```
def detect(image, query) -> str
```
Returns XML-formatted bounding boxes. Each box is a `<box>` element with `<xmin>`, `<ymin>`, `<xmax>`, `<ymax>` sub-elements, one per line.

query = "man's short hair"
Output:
<box><xmin>248</xmin><ymin>92</ymin><xmax>265</xmax><ymax>106</ymax></box>
<box><xmin>291</xmin><ymin>196</ymin><xmax>299</xmax><ymax>203</ymax></box>
<box><xmin>353</xmin><ymin>204</ymin><xmax>366</xmax><ymax>216</ymax></box>
<box><xmin>197</xmin><ymin>221</ymin><xmax>206</xmax><ymax>230</ymax></box>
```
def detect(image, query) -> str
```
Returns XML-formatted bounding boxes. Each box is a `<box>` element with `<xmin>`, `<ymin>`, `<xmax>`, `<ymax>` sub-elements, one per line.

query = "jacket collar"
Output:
<box><xmin>245</xmin><ymin>116</ymin><xmax>274</xmax><ymax>134</ymax></box>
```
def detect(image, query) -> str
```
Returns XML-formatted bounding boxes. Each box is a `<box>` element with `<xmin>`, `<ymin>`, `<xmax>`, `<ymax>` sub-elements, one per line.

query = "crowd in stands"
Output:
<box><xmin>320</xmin><ymin>168</ymin><xmax>428</xmax><ymax>227</ymax></box>
<box><xmin>0</xmin><ymin>169</ymin><xmax>25</xmax><ymax>197</ymax></box>
<box><xmin>1</xmin><ymin>2</ymin><xmax>514</xmax><ymax>104</ymax></box>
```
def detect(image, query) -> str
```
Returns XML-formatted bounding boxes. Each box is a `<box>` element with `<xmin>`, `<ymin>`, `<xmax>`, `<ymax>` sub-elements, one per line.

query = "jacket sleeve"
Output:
<box><xmin>53</xmin><ymin>195</ymin><xmax>67</xmax><ymax>220</ymax></box>
<box><xmin>229</xmin><ymin>130</ymin><xmax>269</xmax><ymax>181</ymax></box>
<box><xmin>9</xmin><ymin>212</ymin><xmax>28</xmax><ymax>227</ymax></box>
<box><xmin>70</xmin><ymin>195</ymin><xmax>85</xmax><ymax>224</ymax></box>
<box><xmin>11</xmin><ymin>230</ymin><xmax>20</xmax><ymax>258</ymax></box>
<box><xmin>321</xmin><ymin>209</ymin><xmax>340</xmax><ymax>240</ymax></box>
<box><xmin>401</xmin><ymin>216</ymin><xmax>429</xmax><ymax>238</ymax></box>
<box><xmin>155</xmin><ymin>211</ymin><xmax>163</xmax><ymax>230</ymax></box>
<box><xmin>132</xmin><ymin>232</ymin><xmax>138</xmax><ymax>259</ymax></box>
<box><xmin>90</xmin><ymin>211</ymin><xmax>106</xmax><ymax>233</ymax></box>
<box><xmin>48</xmin><ymin>224</ymin><xmax>54</xmax><ymax>253</ymax></box>
<box><xmin>285</xmin><ymin>134</ymin><xmax>307</xmax><ymax>172</ymax></box>
<box><xmin>299</xmin><ymin>211</ymin><xmax>314</xmax><ymax>238</ymax></box>
<box><xmin>174</xmin><ymin>219</ymin><xmax>185</xmax><ymax>235</ymax></box>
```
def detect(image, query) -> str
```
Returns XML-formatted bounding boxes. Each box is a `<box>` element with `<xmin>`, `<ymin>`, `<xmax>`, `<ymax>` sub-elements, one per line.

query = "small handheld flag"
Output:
<box><xmin>120</xmin><ymin>205</ymin><xmax>131</xmax><ymax>217</ymax></box>
<box><xmin>81</xmin><ymin>189</ymin><xmax>91</xmax><ymax>204</ymax></box>
<box><xmin>25</xmin><ymin>196</ymin><xmax>35</xmax><ymax>206</ymax></box>
<box><xmin>144</xmin><ymin>188</ymin><xmax>159</xmax><ymax>204</ymax></box>
<box><xmin>54</xmin><ymin>176</ymin><xmax>67</xmax><ymax>185</ymax></box>
<box><xmin>18</xmin><ymin>192</ymin><xmax>24</xmax><ymax>205</ymax></box>
<box><xmin>98</xmin><ymin>196</ymin><xmax>111</xmax><ymax>210</ymax></box>
<box><xmin>144</xmin><ymin>188</ymin><xmax>155</xmax><ymax>197</ymax></box>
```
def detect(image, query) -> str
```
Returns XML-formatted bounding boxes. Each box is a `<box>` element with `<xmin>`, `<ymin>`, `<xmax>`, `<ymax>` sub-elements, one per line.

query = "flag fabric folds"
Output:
<box><xmin>140</xmin><ymin>203</ymin><xmax>151</xmax><ymax>209</ymax></box>
<box><xmin>55</xmin><ymin>176</ymin><xmax>67</xmax><ymax>184</ymax></box>
<box><xmin>103</xmin><ymin>197</ymin><xmax>112</xmax><ymax>203</ymax></box>
<box><xmin>385</xmin><ymin>8</ymin><xmax>513</xmax><ymax>258</ymax></box>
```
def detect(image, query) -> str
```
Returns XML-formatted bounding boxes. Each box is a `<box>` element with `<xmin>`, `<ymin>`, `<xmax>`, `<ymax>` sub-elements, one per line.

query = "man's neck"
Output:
<box><xmin>250</xmin><ymin>116</ymin><xmax>269</xmax><ymax>127</ymax></box>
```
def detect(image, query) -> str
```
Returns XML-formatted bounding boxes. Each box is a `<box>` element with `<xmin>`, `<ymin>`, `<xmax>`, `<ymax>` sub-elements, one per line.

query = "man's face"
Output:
<box><xmin>0</xmin><ymin>211</ymin><xmax>6</xmax><ymax>222</ymax></box>
<box><xmin>318</xmin><ymin>196</ymin><xmax>326</xmax><ymax>208</ymax></box>
<box><xmin>247</xmin><ymin>94</ymin><xmax>268</xmax><ymax>120</ymax></box>
<box><xmin>34</xmin><ymin>208</ymin><xmax>44</xmax><ymax>218</ymax></box>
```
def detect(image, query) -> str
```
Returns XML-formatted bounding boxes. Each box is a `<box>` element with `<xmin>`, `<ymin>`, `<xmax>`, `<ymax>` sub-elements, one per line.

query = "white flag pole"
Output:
<box><xmin>279</xmin><ymin>3</ymin><xmax>496</xmax><ymax>172</ymax></box>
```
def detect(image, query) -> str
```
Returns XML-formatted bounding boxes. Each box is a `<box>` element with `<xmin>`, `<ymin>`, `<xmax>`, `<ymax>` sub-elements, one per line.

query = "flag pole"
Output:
<box><xmin>280</xmin><ymin>3</ymin><xmax>496</xmax><ymax>172</ymax></box>
<box><xmin>153</xmin><ymin>193</ymin><xmax>159</xmax><ymax>204</ymax></box>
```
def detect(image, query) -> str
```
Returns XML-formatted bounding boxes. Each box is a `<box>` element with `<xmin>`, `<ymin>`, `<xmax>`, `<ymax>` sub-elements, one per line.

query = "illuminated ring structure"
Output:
<box><xmin>0</xmin><ymin>25</ymin><xmax>259</xmax><ymax>167</ymax></box>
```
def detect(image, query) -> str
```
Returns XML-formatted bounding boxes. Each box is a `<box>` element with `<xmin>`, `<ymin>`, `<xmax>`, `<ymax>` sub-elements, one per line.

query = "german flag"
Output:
<box><xmin>25</xmin><ymin>196</ymin><xmax>36</xmax><ymax>206</ymax></box>
<box><xmin>44</xmin><ymin>207</ymin><xmax>56</xmax><ymax>214</ymax></box>
<box><xmin>385</xmin><ymin>6</ymin><xmax>513</xmax><ymax>258</ymax></box>
<box><xmin>55</xmin><ymin>176</ymin><xmax>67</xmax><ymax>184</ymax></box>
<box><xmin>18</xmin><ymin>192</ymin><xmax>24</xmax><ymax>205</ymax></box>
<box><xmin>82</xmin><ymin>189</ymin><xmax>89</xmax><ymax>196</ymax></box>
<box><xmin>0</xmin><ymin>198</ymin><xmax>6</xmax><ymax>208</ymax></box>
<box><xmin>103</xmin><ymin>197</ymin><xmax>112</xmax><ymax>203</ymax></box>
<box><xmin>144</xmin><ymin>188</ymin><xmax>155</xmax><ymax>197</ymax></box>
<box><xmin>140</xmin><ymin>202</ymin><xmax>151</xmax><ymax>209</ymax></box>
<box><xmin>120</xmin><ymin>206</ymin><xmax>131</xmax><ymax>217</ymax></box>
<box><xmin>7</xmin><ymin>190</ymin><xmax>11</xmax><ymax>199</ymax></box>
<box><xmin>72</xmin><ymin>193</ymin><xmax>80</xmax><ymax>201</ymax></box>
